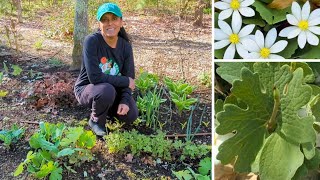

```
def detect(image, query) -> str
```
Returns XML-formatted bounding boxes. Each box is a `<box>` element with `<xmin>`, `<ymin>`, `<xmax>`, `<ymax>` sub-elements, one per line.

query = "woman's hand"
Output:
<box><xmin>128</xmin><ymin>77</ymin><xmax>135</xmax><ymax>91</ymax></box>
<box><xmin>117</xmin><ymin>104</ymin><xmax>130</xmax><ymax>115</ymax></box>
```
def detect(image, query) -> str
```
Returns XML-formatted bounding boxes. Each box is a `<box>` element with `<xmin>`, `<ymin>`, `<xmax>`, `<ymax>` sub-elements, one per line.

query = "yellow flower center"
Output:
<box><xmin>260</xmin><ymin>48</ymin><xmax>271</xmax><ymax>58</ymax></box>
<box><xmin>230</xmin><ymin>0</ymin><xmax>241</xmax><ymax>10</ymax></box>
<box><xmin>229</xmin><ymin>33</ymin><xmax>239</xmax><ymax>44</ymax></box>
<box><xmin>298</xmin><ymin>20</ymin><xmax>309</xmax><ymax>30</ymax></box>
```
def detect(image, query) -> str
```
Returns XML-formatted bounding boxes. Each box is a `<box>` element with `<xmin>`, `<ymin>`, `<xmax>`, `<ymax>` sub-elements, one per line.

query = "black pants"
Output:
<box><xmin>76</xmin><ymin>83</ymin><xmax>138</xmax><ymax>126</ymax></box>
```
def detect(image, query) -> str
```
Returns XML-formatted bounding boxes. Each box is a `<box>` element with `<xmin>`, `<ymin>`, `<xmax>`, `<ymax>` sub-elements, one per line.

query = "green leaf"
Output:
<box><xmin>302</xmin><ymin>142</ymin><xmax>315</xmax><ymax>160</ymax></box>
<box><xmin>3</xmin><ymin>62</ymin><xmax>9</xmax><ymax>74</ymax></box>
<box><xmin>77</xmin><ymin>130</ymin><xmax>96</xmax><ymax>149</ymax></box>
<box><xmin>216</xmin><ymin>63</ymin><xmax>316</xmax><ymax>174</ymax></box>
<box><xmin>214</xmin><ymin>47</ymin><xmax>226</xmax><ymax>59</ymax></box>
<box><xmin>0</xmin><ymin>90</ymin><xmax>8</xmax><ymax>97</ymax></box>
<box><xmin>11</xmin><ymin>64</ymin><xmax>22</xmax><ymax>76</ymax></box>
<box><xmin>14</xmin><ymin>163</ymin><xmax>24</xmax><ymax>176</ymax></box>
<box><xmin>216</xmin><ymin>67</ymin><xmax>270</xmax><ymax>172</ymax></box>
<box><xmin>198</xmin><ymin>157</ymin><xmax>211</xmax><ymax>175</ymax></box>
<box><xmin>35</xmin><ymin>161</ymin><xmax>55</xmax><ymax>178</ymax></box>
<box><xmin>0</xmin><ymin>72</ymin><xmax>3</xmax><ymax>84</ymax></box>
<box><xmin>278</xmin><ymin>38</ymin><xmax>298</xmax><ymax>59</ymax></box>
<box><xmin>259</xmin><ymin>133</ymin><xmax>304</xmax><ymax>180</ymax></box>
<box><xmin>172</xmin><ymin>170</ymin><xmax>192</xmax><ymax>180</ymax></box>
<box><xmin>243</xmin><ymin>14</ymin><xmax>266</xmax><ymax>27</ymax></box>
<box><xmin>293</xmin><ymin>44</ymin><xmax>320</xmax><ymax>59</ymax></box>
<box><xmin>253</xmin><ymin>1</ymin><xmax>291</xmax><ymax>25</ymax></box>
<box><xmin>216</xmin><ymin>62</ymin><xmax>254</xmax><ymax>84</ymax></box>
<box><xmin>60</xmin><ymin>127</ymin><xmax>83</xmax><ymax>147</ymax></box>
<box><xmin>50</xmin><ymin>167</ymin><xmax>62</xmax><ymax>180</ymax></box>
<box><xmin>57</xmin><ymin>148</ymin><xmax>75</xmax><ymax>157</ymax></box>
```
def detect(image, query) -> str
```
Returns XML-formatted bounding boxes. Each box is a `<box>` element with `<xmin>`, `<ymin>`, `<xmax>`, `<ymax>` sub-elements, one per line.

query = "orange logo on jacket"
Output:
<box><xmin>101</xmin><ymin>57</ymin><xmax>107</xmax><ymax>64</ymax></box>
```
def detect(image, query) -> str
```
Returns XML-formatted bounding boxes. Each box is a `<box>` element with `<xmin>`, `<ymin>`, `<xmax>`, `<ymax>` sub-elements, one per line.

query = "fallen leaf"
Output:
<box><xmin>141</xmin><ymin>156</ymin><xmax>155</xmax><ymax>166</ymax></box>
<box><xmin>268</xmin><ymin>0</ymin><xmax>294</xmax><ymax>9</ymax></box>
<box><xmin>125</xmin><ymin>153</ymin><xmax>133</xmax><ymax>162</ymax></box>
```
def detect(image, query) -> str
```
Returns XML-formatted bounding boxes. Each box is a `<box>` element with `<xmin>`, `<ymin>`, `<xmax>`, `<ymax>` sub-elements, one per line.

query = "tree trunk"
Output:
<box><xmin>193</xmin><ymin>0</ymin><xmax>205</xmax><ymax>27</ymax></box>
<box><xmin>71</xmin><ymin>0</ymin><xmax>88</xmax><ymax>71</ymax></box>
<box><xmin>12</xmin><ymin>0</ymin><xmax>23</xmax><ymax>23</ymax></box>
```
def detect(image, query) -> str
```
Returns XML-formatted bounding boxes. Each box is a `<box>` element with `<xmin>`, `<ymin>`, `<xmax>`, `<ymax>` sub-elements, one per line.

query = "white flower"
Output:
<box><xmin>242</xmin><ymin>28</ymin><xmax>288</xmax><ymax>59</ymax></box>
<box><xmin>215</xmin><ymin>0</ymin><xmax>255</xmax><ymax>22</ymax></box>
<box><xmin>279</xmin><ymin>1</ymin><xmax>320</xmax><ymax>49</ymax></box>
<box><xmin>214</xmin><ymin>14</ymin><xmax>255</xmax><ymax>59</ymax></box>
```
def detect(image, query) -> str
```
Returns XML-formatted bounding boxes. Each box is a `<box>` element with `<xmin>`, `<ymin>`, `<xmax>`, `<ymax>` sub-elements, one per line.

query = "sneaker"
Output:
<box><xmin>88</xmin><ymin>119</ymin><xmax>107</xmax><ymax>136</ymax></box>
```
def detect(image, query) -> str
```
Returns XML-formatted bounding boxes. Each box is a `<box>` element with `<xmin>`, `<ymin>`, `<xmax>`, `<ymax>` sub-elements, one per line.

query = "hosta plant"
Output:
<box><xmin>215</xmin><ymin>62</ymin><xmax>320</xmax><ymax>180</ymax></box>
<box><xmin>135</xmin><ymin>70</ymin><xmax>159</xmax><ymax>95</ymax></box>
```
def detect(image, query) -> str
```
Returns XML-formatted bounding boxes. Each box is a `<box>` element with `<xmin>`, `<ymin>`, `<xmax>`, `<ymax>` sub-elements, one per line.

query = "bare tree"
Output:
<box><xmin>193</xmin><ymin>0</ymin><xmax>205</xmax><ymax>26</ymax></box>
<box><xmin>71</xmin><ymin>0</ymin><xmax>88</xmax><ymax>71</ymax></box>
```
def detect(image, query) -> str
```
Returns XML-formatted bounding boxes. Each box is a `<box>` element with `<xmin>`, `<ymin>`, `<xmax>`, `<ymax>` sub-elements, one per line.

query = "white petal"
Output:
<box><xmin>287</xmin><ymin>28</ymin><xmax>301</xmax><ymax>39</ymax></box>
<box><xmin>236</xmin><ymin>44</ymin><xmax>249</xmax><ymax>58</ymax></box>
<box><xmin>287</xmin><ymin>14</ymin><xmax>299</xmax><ymax>25</ymax></box>
<box><xmin>214</xmin><ymin>28</ymin><xmax>229</xmax><ymax>40</ymax></box>
<box><xmin>238</xmin><ymin>24</ymin><xmax>255</xmax><ymax>38</ymax></box>
<box><xmin>219</xmin><ymin>9</ymin><xmax>233</xmax><ymax>20</ymax></box>
<box><xmin>265</xmin><ymin>28</ymin><xmax>277</xmax><ymax>48</ymax></box>
<box><xmin>248</xmin><ymin>52</ymin><xmax>261</xmax><ymax>59</ymax></box>
<box><xmin>255</xmin><ymin>30</ymin><xmax>265</xmax><ymax>49</ymax></box>
<box><xmin>269</xmin><ymin>54</ymin><xmax>285</xmax><ymax>59</ymax></box>
<box><xmin>223</xmin><ymin>44</ymin><xmax>236</xmax><ymax>59</ymax></box>
<box><xmin>298</xmin><ymin>31</ymin><xmax>307</xmax><ymax>49</ymax></box>
<box><xmin>221</xmin><ymin>0</ymin><xmax>231</xmax><ymax>3</ymax></box>
<box><xmin>306</xmin><ymin>31</ymin><xmax>319</xmax><ymax>46</ymax></box>
<box><xmin>232</xmin><ymin>10</ymin><xmax>242</xmax><ymax>34</ymax></box>
<box><xmin>309</xmin><ymin>18</ymin><xmax>320</xmax><ymax>26</ymax></box>
<box><xmin>215</xmin><ymin>40</ymin><xmax>231</xmax><ymax>49</ymax></box>
<box><xmin>309</xmin><ymin>9</ymin><xmax>320</xmax><ymax>21</ymax></box>
<box><xmin>291</xmin><ymin>1</ymin><xmax>301</xmax><ymax>21</ymax></box>
<box><xmin>309</xmin><ymin>26</ymin><xmax>320</xmax><ymax>35</ymax></box>
<box><xmin>218</xmin><ymin>20</ymin><xmax>232</xmax><ymax>35</ymax></box>
<box><xmin>242</xmin><ymin>39</ymin><xmax>260</xmax><ymax>52</ymax></box>
<box><xmin>239</xmin><ymin>7</ymin><xmax>255</xmax><ymax>17</ymax></box>
<box><xmin>301</xmin><ymin>1</ymin><xmax>310</xmax><ymax>20</ymax></box>
<box><xmin>270</xmin><ymin>40</ymin><xmax>288</xmax><ymax>53</ymax></box>
<box><xmin>241</xmin><ymin>0</ymin><xmax>254</xmax><ymax>7</ymax></box>
<box><xmin>279</xmin><ymin>26</ymin><xmax>299</xmax><ymax>37</ymax></box>
<box><xmin>215</xmin><ymin>2</ymin><xmax>231</xmax><ymax>10</ymax></box>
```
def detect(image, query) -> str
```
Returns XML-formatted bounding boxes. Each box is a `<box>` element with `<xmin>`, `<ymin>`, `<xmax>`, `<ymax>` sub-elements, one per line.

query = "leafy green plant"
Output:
<box><xmin>137</xmin><ymin>87</ymin><xmax>166</xmax><ymax>130</ymax></box>
<box><xmin>11</xmin><ymin>64</ymin><xmax>22</xmax><ymax>76</ymax></box>
<box><xmin>135</xmin><ymin>70</ymin><xmax>159</xmax><ymax>95</ymax></box>
<box><xmin>104</xmin><ymin>130</ymin><xmax>210</xmax><ymax>161</ymax></box>
<box><xmin>48</xmin><ymin>58</ymin><xmax>64</xmax><ymax>67</ymax></box>
<box><xmin>172</xmin><ymin>157</ymin><xmax>212</xmax><ymax>180</ymax></box>
<box><xmin>164</xmin><ymin>77</ymin><xmax>194</xmax><ymax>96</ymax></box>
<box><xmin>198</xmin><ymin>72</ymin><xmax>211</xmax><ymax>88</ymax></box>
<box><xmin>106</xmin><ymin>118</ymin><xmax>125</xmax><ymax>131</ymax></box>
<box><xmin>0</xmin><ymin>124</ymin><xmax>24</xmax><ymax>148</ymax></box>
<box><xmin>215</xmin><ymin>62</ymin><xmax>320</xmax><ymax>180</ymax></box>
<box><xmin>170</xmin><ymin>92</ymin><xmax>198</xmax><ymax>116</ymax></box>
<box><xmin>14</xmin><ymin>122</ymin><xmax>96</xmax><ymax>179</ymax></box>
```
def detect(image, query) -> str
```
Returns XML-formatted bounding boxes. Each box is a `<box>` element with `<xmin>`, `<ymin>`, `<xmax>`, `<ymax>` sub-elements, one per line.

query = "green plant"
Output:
<box><xmin>106</xmin><ymin>118</ymin><xmax>125</xmax><ymax>131</ymax></box>
<box><xmin>185</xmin><ymin>104</ymin><xmax>207</xmax><ymax>141</ymax></box>
<box><xmin>215</xmin><ymin>62</ymin><xmax>320</xmax><ymax>180</ymax></box>
<box><xmin>136</xmin><ymin>87</ymin><xmax>166</xmax><ymax>130</ymax></box>
<box><xmin>198</xmin><ymin>72</ymin><xmax>211</xmax><ymax>88</ymax></box>
<box><xmin>172</xmin><ymin>157</ymin><xmax>212</xmax><ymax>180</ymax></box>
<box><xmin>48</xmin><ymin>58</ymin><xmax>64</xmax><ymax>67</ymax></box>
<box><xmin>14</xmin><ymin>122</ymin><xmax>96</xmax><ymax>179</ymax></box>
<box><xmin>0</xmin><ymin>124</ymin><xmax>24</xmax><ymax>148</ymax></box>
<box><xmin>170</xmin><ymin>92</ymin><xmax>198</xmax><ymax>116</ymax></box>
<box><xmin>104</xmin><ymin>130</ymin><xmax>210</xmax><ymax>161</ymax></box>
<box><xmin>33</xmin><ymin>39</ymin><xmax>43</xmax><ymax>50</ymax></box>
<box><xmin>164</xmin><ymin>77</ymin><xmax>194</xmax><ymax>96</ymax></box>
<box><xmin>135</xmin><ymin>70</ymin><xmax>159</xmax><ymax>95</ymax></box>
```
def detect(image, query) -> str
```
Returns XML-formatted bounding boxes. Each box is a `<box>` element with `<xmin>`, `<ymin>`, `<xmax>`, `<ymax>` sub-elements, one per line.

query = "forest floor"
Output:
<box><xmin>0</xmin><ymin>8</ymin><xmax>212</xmax><ymax>180</ymax></box>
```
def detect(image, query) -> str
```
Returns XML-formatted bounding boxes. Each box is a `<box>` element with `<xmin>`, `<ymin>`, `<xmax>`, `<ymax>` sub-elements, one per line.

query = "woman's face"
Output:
<box><xmin>99</xmin><ymin>13</ymin><xmax>122</xmax><ymax>38</ymax></box>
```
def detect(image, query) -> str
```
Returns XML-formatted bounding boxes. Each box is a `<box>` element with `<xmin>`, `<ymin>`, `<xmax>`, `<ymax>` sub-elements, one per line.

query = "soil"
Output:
<box><xmin>0</xmin><ymin>7</ymin><xmax>212</xmax><ymax>180</ymax></box>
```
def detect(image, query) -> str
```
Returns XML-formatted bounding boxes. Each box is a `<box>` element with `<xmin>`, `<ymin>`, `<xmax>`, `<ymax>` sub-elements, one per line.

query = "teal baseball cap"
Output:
<box><xmin>96</xmin><ymin>3</ymin><xmax>123</xmax><ymax>21</ymax></box>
